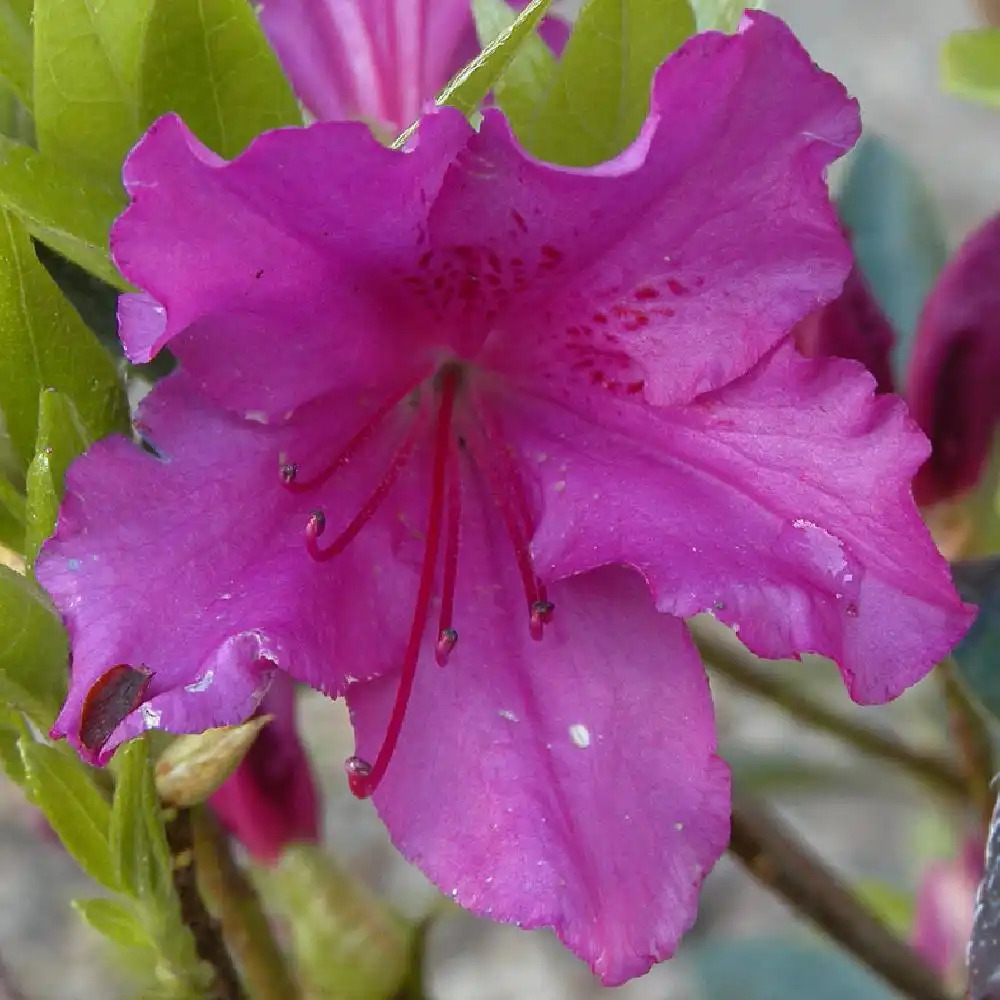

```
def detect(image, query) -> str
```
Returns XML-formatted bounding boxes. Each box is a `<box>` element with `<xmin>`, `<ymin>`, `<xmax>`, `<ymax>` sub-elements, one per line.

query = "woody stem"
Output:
<box><xmin>689</xmin><ymin>620</ymin><xmax>966</xmax><ymax>802</ymax></box>
<box><xmin>729</xmin><ymin>797</ymin><xmax>959</xmax><ymax>1000</ymax></box>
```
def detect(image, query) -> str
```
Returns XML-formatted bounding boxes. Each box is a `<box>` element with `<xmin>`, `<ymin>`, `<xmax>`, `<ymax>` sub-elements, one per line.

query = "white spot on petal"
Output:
<box><xmin>499</xmin><ymin>709</ymin><xmax>519</xmax><ymax>722</ymax></box>
<box><xmin>244</xmin><ymin>410</ymin><xmax>268</xmax><ymax>424</ymax></box>
<box><xmin>184</xmin><ymin>668</ymin><xmax>215</xmax><ymax>694</ymax></box>
<box><xmin>674</xmin><ymin>822</ymin><xmax>685</xmax><ymax>832</ymax></box>
<box><xmin>568</xmin><ymin>723</ymin><xmax>591</xmax><ymax>748</ymax></box>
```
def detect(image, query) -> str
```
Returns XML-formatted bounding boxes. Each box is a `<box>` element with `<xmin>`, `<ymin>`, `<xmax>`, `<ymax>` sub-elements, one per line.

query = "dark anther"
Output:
<box><xmin>280</xmin><ymin>463</ymin><xmax>298</xmax><ymax>484</ymax></box>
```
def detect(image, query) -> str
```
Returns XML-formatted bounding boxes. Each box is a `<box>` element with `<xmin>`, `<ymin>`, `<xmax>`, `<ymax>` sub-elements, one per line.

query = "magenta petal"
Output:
<box><xmin>110</xmin><ymin>111</ymin><xmax>469</xmax><ymax>415</ymax></box>
<box><xmin>39</xmin><ymin>372</ymin><xmax>426</xmax><ymax>761</ymax></box>
<box><xmin>907</xmin><ymin>212</ymin><xmax>1000</xmax><ymax>506</ymax></box>
<box><xmin>210</xmin><ymin>675</ymin><xmax>320</xmax><ymax>863</ymax></box>
<box><xmin>431</xmin><ymin>12</ymin><xmax>858</xmax><ymax>407</ymax></box>
<box><xmin>258</xmin><ymin>0</ymin><xmax>476</xmax><ymax>131</ymax></box>
<box><xmin>348</xmin><ymin>567</ymin><xmax>729</xmax><ymax>985</ymax></box>
<box><xmin>794</xmin><ymin>265</ymin><xmax>897</xmax><ymax>395</ymax></box>
<box><xmin>520</xmin><ymin>344</ymin><xmax>973</xmax><ymax>703</ymax></box>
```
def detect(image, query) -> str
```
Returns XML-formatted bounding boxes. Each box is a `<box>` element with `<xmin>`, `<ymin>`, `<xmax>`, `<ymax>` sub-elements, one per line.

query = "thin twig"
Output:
<box><xmin>165</xmin><ymin>808</ymin><xmax>247</xmax><ymax>1000</ymax></box>
<box><xmin>691</xmin><ymin>622</ymin><xmax>966</xmax><ymax>801</ymax></box>
<box><xmin>729</xmin><ymin>798</ymin><xmax>959</xmax><ymax>1000</ymax></box>
<box><xmin>191</xmin><ymin>809</ymin><xmax>302</xmax><ymax>1000</ymax></box>
<box><xmin>940</xmin><ymin>657</ymin><xmax>994</xmax><ymax>833</ymax></box>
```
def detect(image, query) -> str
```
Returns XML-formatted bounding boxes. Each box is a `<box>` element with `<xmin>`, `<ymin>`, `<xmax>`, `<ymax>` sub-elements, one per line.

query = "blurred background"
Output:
<box><xmin>2</xmin><ymin>1</ymin><xmax>998</xmax><ymax>997</ymax></box>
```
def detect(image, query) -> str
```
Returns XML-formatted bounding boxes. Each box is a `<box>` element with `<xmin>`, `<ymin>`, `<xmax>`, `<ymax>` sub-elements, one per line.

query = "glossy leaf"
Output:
<box><xmin>0</xmin><ymin>210</ymin><xmax>128</xmax><ymax>472</ymax></box>
<box><xmin>73</xmin><ymin>897</ymin><xmax>151</xmax><ymax>951</ymax></box>
<box><xmin>110</xmin><ymin>737</ymin><xmax>173</xmax><ymax>904</ymax></box>
<box><xmin>140</xmin><ymin>0</ymin><xmax>301</xmax><ymax>159</ymax></box>
<box><xmin>693</xmin><ymin>938</ymin><xmax>896</xmax><ymax>1000</ymax></box>
<box><xmin>0</xmin><ymin>0</ymin><xmax>32</xmax><ymax>110</ymax></box>
<box><xmin>837</xmin><ymin>136</ymin><xmax>948</xmax><ymax>376</ymax></box>
<box><xmin>0</xmin><ymin>138</ymin><xmax>128</xmax><ymax>288</ymax></box>
<box><xmin>942</xmin><ymin>29</ymin><xmax>1000</xmax><ymax>111</ymax></box>
<box><xmin>24</xmin><ymin>390</ymin><xmax>96</xmax><ymax>567</ymax></box>
<box><xmin>0</xmin><ymin>704</ymin><xmax>27</xmax><ymax>785</ymax></box>
<box><xmin>33</xmin><ymin>0</ymin><xmax>154</xmax><ymax>181</ymax></box>
<box><xmin>472</xmin><ymin>0</ymin><xmax>557</xmax><ymax>126</ymax></box>
<box><xmin>502</xmin><ymin>0</ymin><xmax>696</xmax><ymax>166</ymax></box>
<box><xmin>691</xmin><ymin>0</ymin><xmax>766</xmax><ymax>31</ymax></box>
<box><xmin>0</xmin><ymin>565</ymin><xmax>67</xmax><ymax>727</ymax></box>
<box><xmin>19</xmin><ymin>739</ymin><xmax>118</xmax><ymax>890</ymax></box>
<box><xmin>394</xmin><ymin>0</ymin><xmax>552</xmax><ymax>148</ymax></box>
<box><xmin>972</xmin><ymin>793</ymin><xmax>1000</xmax><ymax>999</ymax></box>
<box><xmin>950</xmin><ymin>557</ymin><xmax>1000</xmax><ymax>721</ymax></box>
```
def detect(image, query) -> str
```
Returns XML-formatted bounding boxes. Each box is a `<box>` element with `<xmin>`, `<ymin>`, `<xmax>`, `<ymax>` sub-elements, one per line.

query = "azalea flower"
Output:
<box><xmin>907</xmin><ymin>214</ymin><xmax>1000</xmax><ymax>507</ymax></box>
<box><xmin>38</xmin><ymin>13</ymin><xmax>972</xmax><ymax>983</ymax></box>
<box><xmin>209</xmin><ymin>675</ymin><xmax>321</xmax><ymax>863</ymax></box>
<box><xmin>796</xmin><ymin>213</ymin><xmax>1000</xmax><ymax>508</ymax></box>
<box><xmin>257</xmin><ymin>0</ymin><xmax>567</xmax><ymax>133</ymax></box>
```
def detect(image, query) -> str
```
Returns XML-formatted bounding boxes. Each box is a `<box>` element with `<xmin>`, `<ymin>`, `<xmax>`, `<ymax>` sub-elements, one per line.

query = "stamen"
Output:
<box><xmin>305</xmin><ymin>418</ymin><xmax>423</xmax><ymax>562</ymax></box>
<box><xmin>435</xmin><ymin>444</ymin><xmax>462</xmax><ymax>666</ymax></box>
<box><xmin>436</xmin><ymin>627</ymin><xmax>458</xmax><ymax>665</ymax></box>
<box><xmin>529</xmin><ymin>599</ymin><xmax>555</xmax><ymax>640</ymax></box>
<box><xmin>282</xmin><ymin>385</ymin><xmax>414</xmax><ymax>492</ymax></box>
<box><xmin>346</xmin><ymin>366</ymin><xmax>461</xmax><ymax>799</ymax></box>
<box><xmin>468</xmin><ymin>401</ymin><xmax>552</xmax><ymax>639</ymax></box>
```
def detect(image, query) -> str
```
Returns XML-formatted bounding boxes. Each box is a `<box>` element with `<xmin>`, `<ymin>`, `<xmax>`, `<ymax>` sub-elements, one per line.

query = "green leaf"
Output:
<box><xmin>0</xmin><ymin>565</ymin><xmax>67</xmax><ymax>727</ymax></box>
<box><xmin>422</xmin><ymin>0</ymin><xmax>552</xmax><ymax>128</ymax></box>
<box><xmin>0</xmin><ymin>704</ymin><xmax>27</xmax><ymax>785</ymax></box>
<box><xmin>73</xmin><ymin>897</ymin><xmax>151</xmax><ymax>950</ymax></box>
<box><xmin>110</xmin><ymin>737</ymin><xmax>173</xmax><ymax>904</ymax></box>
<box><xmin>0</xmin><ymin>0</ymin><xmax>33</xmax><ymax>110</ymax></box>
<box><xmin>20</xmin><ymin>739</ymin><xmax>118</xmax><ymax>890</ymax></box>
<box><xmin>837</xmin><ymin>136</ymin><xmax>948</xmax><ymax>377</ymax></box>
<box><xmin>0</xmin><ymin>209</ymin><xmax>128</xmax><ymax>472</ymax></box>
<box><xmin>472</xmin><ymin>0</ymin><xmax>558</xmax><ymax>127</ymax></box>
<box><xmin>140</xmin><ymin>0</ymin><xmax>301</xmax><ymax>159</ymax></box>
<box><xmin>0</xmin><ymin>138</ymin><xmax>128</xmax><ymax>288</ymax></box>
<box><xmin>692</xmin><ymin>938</ymin><xmax>896</xmax><ymax>1000</ymax></box>
<box><xmin>942</xmin><ymin>29</ymin><xmax>1000</xmax><ymax>111</ymax></box>
<box><xmin>690</xmin><ymin>0</ymin><xmax>765</xmax><ymax>32</ymax></box>
<box><xmin>24</xmin><ymin>389</ymin><xmax>95</xmax><ymax>566</ymax></box>
<box><xmin>502</xmin><ymin>0</ymin><xmax>696</xmax><ymax>166</ymax></box>
<box><xmin>33</xmin><ymin>0</ymin><xmax>155</xmax><ymax>180</ymax></box>
<box><xmin>950</xmin><ymin>558</ymin><xmax>1000</xmax><ymax>722</ymax></box>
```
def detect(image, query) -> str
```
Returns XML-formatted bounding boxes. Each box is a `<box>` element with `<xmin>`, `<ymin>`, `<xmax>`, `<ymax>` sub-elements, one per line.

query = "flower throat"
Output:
<box><xmin>281</xmin><ymin>363</ymin><xmax>553</xmax><ymax>799</ymax></box>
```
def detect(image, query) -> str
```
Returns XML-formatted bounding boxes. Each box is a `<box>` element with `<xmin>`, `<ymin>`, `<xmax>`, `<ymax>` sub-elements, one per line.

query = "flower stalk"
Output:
<box><xmin>729</xmin><ymin>797</ymin><xmax>959</xmax><ymax>1000</ymax></box>
<box><xmin>191</xmin><ymin>809</ymin><xmax>302</xmax><ymax>1000</ymax></box>
<box><xmin>691</xmin><ymin>620</ymin><xmax>966</xmax><ymax>801</ymax></box>
<box><xmin>939</xmin><ymin>657</ymin><xmax>995</xmax><ymax>832</ymax></box>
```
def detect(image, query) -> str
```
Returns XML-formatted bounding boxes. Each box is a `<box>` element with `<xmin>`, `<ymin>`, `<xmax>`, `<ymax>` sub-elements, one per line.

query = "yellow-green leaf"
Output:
<box><xmin>140</xmin><ymin>0</ymin><xmax>301</xmax><ymax>159</ymax></box>
<box><xmin>20</xmin><ymin>739</ymin><xmax>118</xmax><ymax>890</ymax></box>
<box><xmin>0</xmin><ymin>210</ymin><xmax>128</xmax><ymax>473</ymax></box>
<box><xmin>942</xmin><ymin>29</ymin><xmax>1000</xmax><ymax>110</ymax></box>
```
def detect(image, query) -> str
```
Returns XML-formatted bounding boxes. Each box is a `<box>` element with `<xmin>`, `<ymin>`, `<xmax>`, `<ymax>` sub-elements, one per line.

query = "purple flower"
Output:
<box><xmin>38</xmin><ymin>13</ymin><xmax>972</xmax><ymax>983</ymax></box>
<box><xmin>257</xmin><ymin>0</ymin><xmax>567</xmax><ymax>133</ymax></box>
<box><xmin>209</xmin><ymin>675</ymin><xmax>321</xmax><ymax>863</ymax></box>
<box><xmin>907</xmin><ymin>213</ymin><xmax>1000</xmax><ymax>507</ymax></box>
<box><xmin>793</xmin><ymin>263</ymin><xmax>896</xmax><ymax>395</ymax></box>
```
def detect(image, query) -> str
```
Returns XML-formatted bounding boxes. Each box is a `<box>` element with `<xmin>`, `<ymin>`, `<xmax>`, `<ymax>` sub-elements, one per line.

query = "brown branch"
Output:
<box><xmin>729</xmin><ymin>798</ymin><xmax>958</xmax><ymax>1000</ymax></box>
<box><xmin>940</xmin><ymin>658</ymin><xmax>994</xmax><ymax>833</ymax></box>
<box><xmin>191</xmin><ymin>810</ymin><xmax>301</xmax><ymax>1000</ymax></box>
<box><xmin>165</xmin><ymin>808</ymin><xmax>247</xmax><ymax>1000</ymax></box>
<box><xmin>691</xmin><ymin>623</ymin><xmax>966</xmax><ymax>801</ymax></box>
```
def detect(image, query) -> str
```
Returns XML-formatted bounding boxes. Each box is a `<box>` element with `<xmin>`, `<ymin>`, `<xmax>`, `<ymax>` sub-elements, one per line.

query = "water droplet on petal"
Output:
<box><xmin>568</xmin><ymin>723</ymin><xmax>591</xmax><ymax>748</ymax></box>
